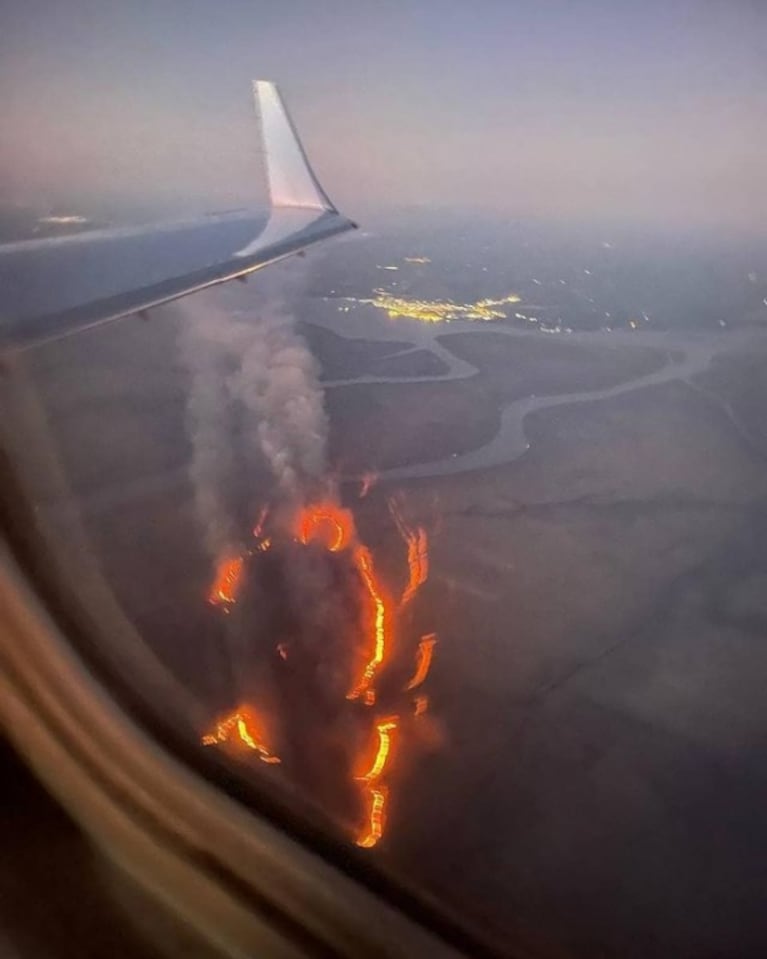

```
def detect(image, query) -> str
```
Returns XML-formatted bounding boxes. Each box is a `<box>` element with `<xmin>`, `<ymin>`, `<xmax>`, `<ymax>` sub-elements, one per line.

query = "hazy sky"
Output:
<box><xmin>1</xmin><ymin>0</ymin><xmax>765</xmax><ymax>228</ymax></box>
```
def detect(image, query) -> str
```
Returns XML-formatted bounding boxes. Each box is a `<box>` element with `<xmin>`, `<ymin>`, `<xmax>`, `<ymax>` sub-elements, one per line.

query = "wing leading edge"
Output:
<box><xmin>0</xmin><ymin>81</ymin><xmax>356</xmax><ymax>354</ymax></box>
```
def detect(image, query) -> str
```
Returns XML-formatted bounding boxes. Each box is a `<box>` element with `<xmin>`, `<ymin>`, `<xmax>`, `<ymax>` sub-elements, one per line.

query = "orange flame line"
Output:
<box><xmin>237</xmin><ymin>717</ymin><xmax>259</xmax><ymax>749</ymax></box>
<box><xmin>405</xmin><ymin>634</ymin><xmax>437</xmax><ymax>691</ymax></box>
<box><xmin>347</xmin><ymin>546</ymin><xmax>388</xmax><ymax>700</ymax></box>
<box><xmin>389</xmin><ymin>498</ymin><xmax>429</xmax><ymax>606</ymax></box>
<box><xmin>401</xmin><ymin>527</ymin><xmax>429</xmax><ymax>606</ymax></box>
<box><xmin>202</xmin><ymin>707</ymin><xmax>281</xmax><ymax>764</ymax></box>
<box><xmin>297</xmin><ymin>507</ymin><xmax>352</xmax><ymax>553</ymax></box>
<box><xmin>357</xmin><ymin>717</ymin><xmax>398</xmax><ymax>783</ymax></box>
<box><xmin>245</xmin><ymin>496</ymin><xmax>437</xmax><ymax>852</ymax></box>
<box><xmin>294</xmin><ymin>502</ymin><xmax>391</xmax><ymax>702</ymax></box>
<box><xmin>413</xmin><ymin>694</ymin><xmax>429</xmax><ymax>717</ymax></box>
<box><xmin>356</xmin><ymin>787</ymin><xmax>388</xmax><ymax>848</ymax></box>
<box><xmin>208</xmin><ymin>556</ymin><xmax>245</xmax><ymax>606</ymax></box>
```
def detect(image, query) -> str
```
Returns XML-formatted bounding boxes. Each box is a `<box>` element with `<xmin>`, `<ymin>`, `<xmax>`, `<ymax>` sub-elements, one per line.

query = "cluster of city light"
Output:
<box><xmin>38</xmin><ymin>214</ymin><xmax>89</xmax><ymax>225</ymax></box>
<box><xmin>344</xmin><ymin>290</ymin><xmax>522</xmax><ymax>323</ymax></box>
<box><xmin>376</xmin><ymin>255</ymin><xmax>431</xmax><ymax>269</ymax></box>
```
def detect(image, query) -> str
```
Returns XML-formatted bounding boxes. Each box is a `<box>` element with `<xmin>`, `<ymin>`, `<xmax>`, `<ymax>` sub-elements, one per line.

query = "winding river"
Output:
<box><xmin>312</xmin><ymin>304</ymin><xmax>753</xmax><ymax>482</ymax></box>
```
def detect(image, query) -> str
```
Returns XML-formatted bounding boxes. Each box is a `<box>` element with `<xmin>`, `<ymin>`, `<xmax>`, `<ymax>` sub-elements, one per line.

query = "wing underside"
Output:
<box><xmin>0</xmin><ymin>81</ymin><xmax>355</xmax><ymax>353</ymax></box>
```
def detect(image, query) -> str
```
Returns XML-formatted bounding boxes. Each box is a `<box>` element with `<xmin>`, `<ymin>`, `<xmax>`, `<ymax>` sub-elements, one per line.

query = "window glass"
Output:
<box><xmin>3</xmin><ymin>4</ymin><xmax>767</xmax><ymax>957</ymax></box>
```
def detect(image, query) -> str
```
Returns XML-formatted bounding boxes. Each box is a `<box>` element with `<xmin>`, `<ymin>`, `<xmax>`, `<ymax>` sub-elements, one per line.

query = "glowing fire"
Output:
<box><xmin>413</xmin><ymin>695</ymin><xmax>429</xmax><ymax>717</ymax></box>
<box><xmin>294</xmin><ymin>502</ymin><xmax>391</xmax><ymax>703</ymax></box>
<box><xmin>357</xmin><ymin>786</ymin><xmax>388</xmax><ymax>849</ymax></box>
<box><xmin>203</xmin><ymin>494</ymin><xmax>439</xmax><ymax>851</ymax></box>
<box><xmin>347</xmin><ymin>545</ymin><xmax>389</xmax><ymax>702</ymax></box>
<box><xmin>402</xmin><ymin>526</ymin><xmax>429</xmax><ymax>606</ymax></box>
<box><xmin>357</xmin><ymin>716</ymin><xmax>399</xmax><ymax>783</ymax></box>
<box><xmin>202</xmin><ymin>706</ymin><xmax>281</xmax><ymax>764</ymax></box>
<box><xmin>208</xmin><ymin>556</ymin><xmax>244</xmax><ymax>606</ymax></box>
<box><xmin>295</xmin><ymin>503</ymin><xmax>354</xmax><ymax>553</ymax></box>
<box><xmin>405</xmin><ymin>634</ymin><xmax>437</xmax><ymax>691</ymax></box>
<box><xmin>354</xmin><ymin>717</ymin><xmax>396</xmax><ymax>847</ymax></box>
<box><xmin>389</xmin><ymin>497</ymin><xmax>430</xmax><ymax>606</ymax></box>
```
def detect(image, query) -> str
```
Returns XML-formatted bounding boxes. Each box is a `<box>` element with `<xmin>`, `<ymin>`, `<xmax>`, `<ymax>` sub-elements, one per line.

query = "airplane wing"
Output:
<box><xmin>0</xmin><ymin>81</ymin><xmax>356</xmax><ymax>354</ymax></box>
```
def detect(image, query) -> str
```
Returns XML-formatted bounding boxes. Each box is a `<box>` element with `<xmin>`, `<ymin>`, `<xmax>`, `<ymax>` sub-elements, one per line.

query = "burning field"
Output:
<box><xmin>175</xmin><ymin>288</ymin><xmax>443</xmax><ymax>850</ymax></box>
<box><xmin>202</xmin><ymin>491</ymin><xmax>439</xmax><ymax>849</ymax></box>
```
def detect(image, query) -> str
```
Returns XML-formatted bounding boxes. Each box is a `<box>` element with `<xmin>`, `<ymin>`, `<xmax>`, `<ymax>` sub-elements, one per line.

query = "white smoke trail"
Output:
<box><xmin>175</xmin><ymin>268</ymin><xmax>329</xmax><ymax>559</ymax></box>
<box><xmin>227</xmin><ymin>274</ymin><xmax>328</xmax><ymax>503</ymax></box>
<box><xmin>176</xmin><ymin>295</ymin><xmax>243</xmax><ymax>561</ymax></box>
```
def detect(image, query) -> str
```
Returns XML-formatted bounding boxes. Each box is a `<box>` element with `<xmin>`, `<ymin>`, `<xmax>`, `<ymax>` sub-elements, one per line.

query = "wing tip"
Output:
<box><xmin>253</xmin><ymin>79</ymin><xmax>337</xmax><ymax>214</ymax></box>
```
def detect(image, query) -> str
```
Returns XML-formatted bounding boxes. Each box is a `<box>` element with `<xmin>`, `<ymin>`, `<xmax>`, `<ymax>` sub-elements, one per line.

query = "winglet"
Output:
<box><xmin>253</xmin><ymin>80</ymin><xmax>337</xmax><ymax>213</ymax></box>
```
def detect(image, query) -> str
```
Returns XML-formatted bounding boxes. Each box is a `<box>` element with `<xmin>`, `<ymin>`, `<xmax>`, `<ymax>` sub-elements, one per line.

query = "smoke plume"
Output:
<box><xmin>175</xmin><ymin>269</ymin><xmax>329</xmax><ymax>560</ymax></box>
<box><xmin>227</xmin><ymin>275</ymin><xmax>328</xmax><ymax>502</ymax></box>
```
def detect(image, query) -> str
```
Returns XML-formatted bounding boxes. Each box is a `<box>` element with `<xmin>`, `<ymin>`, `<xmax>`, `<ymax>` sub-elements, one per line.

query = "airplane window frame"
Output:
<box><xmin>0</xmin><ymin>443</ymin><xmax>513</xmax><ymax>959</ymax></box>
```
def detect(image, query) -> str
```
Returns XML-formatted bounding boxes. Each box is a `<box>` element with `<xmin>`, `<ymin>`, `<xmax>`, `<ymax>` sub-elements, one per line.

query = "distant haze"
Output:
<box><xmin>1</xmin><ymin>0</ymin><xmax>765</xmax><ymax>230</ymax></box>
